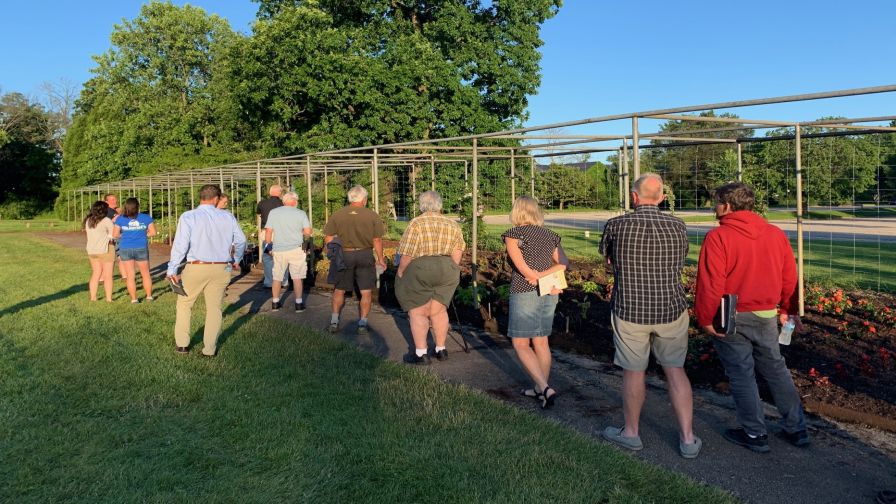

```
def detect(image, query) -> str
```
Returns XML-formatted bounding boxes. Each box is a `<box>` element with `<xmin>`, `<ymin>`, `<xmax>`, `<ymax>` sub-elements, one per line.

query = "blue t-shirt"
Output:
<box><xmin>115</xmin><ymin>213</ymin><xmax>154</xmax><ymax>249</ymax></box>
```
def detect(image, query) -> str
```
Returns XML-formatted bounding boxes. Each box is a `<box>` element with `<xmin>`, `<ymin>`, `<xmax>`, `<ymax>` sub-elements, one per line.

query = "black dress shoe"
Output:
<box><xmin>176</xmin><ymin>346</ymin><xmax>189</xmax><ymax>354</ymax></box>
<box><xmin>295</xmin><ymin>302</ymin><xmax>306</xmax><ymax>312</ymax></box>
<box><xmin>404</xmin><ymin>353</ymin><xmax>431</xmax><ymax>365</ymax></box>
<box><xmin>782</xmin><ymin>429</ymin><xmax>810</xmax><ymax>447</ymax></box>
<box><xmin>433</xmin><ymin>349</ymin><xmax>448</xmax><ymax>361</ymax></box>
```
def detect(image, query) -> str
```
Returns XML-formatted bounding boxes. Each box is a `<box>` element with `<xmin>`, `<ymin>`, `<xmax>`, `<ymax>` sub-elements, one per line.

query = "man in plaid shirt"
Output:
<box><xmin>598</xmin><ymin>173</ymin><xmax>701</xmax><ymax>459</ymax></box>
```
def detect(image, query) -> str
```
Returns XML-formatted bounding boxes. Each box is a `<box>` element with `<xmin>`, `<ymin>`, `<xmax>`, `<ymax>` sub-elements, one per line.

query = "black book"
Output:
<box><xmin>169</xmin><ymin>278</ymin><xmax>188</xmax><ymax>297</ymax></box>
<box><xmin>719</xmin><ymin>293</ymin><xmax>738</xmax><ymax>336</ymax></box>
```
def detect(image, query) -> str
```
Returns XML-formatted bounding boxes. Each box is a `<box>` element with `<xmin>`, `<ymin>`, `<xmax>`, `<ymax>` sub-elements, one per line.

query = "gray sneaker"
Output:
<box><xmin>680</xmin><ymin>436</ymin><xmax>702</xmax><ymax>459</ymax></box>
<box><xmin>601</xmin><ymin>426</ymin><xmax>643</xmax><ymax>451</ymax></box>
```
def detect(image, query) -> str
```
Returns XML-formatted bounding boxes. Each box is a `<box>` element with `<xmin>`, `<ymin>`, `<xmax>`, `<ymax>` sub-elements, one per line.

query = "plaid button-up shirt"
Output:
<box><xmin>599</xmin><ymin>205</ymin><xmax>689</xmax><ymax>325</ymax></box>
<box><xmin>397</xmin><ymin>212</ymin><xmax>465</xmax><ymax>258</ymax></box>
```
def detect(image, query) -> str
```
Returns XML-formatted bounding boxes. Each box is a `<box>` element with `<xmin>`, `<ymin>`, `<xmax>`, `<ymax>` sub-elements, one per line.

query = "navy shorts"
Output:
<box><xmin>508</xmin><ymin>290</ymin><xmax>558</xmax><ymax>338</ymax></box>
<box><xmin>119</xmin><ymin>247</ymin><xmax>149</xmax><ymax>262</ymax></box>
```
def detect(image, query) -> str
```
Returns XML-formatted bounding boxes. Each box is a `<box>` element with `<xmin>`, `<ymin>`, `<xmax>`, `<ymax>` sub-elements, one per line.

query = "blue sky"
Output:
<box><xmin>1</xmin><ymin>0</ymin><xmax>894</xmax><ymax>135</ymax></box>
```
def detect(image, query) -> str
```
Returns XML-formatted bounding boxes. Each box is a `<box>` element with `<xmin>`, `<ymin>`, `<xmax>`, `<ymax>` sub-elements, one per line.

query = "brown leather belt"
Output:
<box><xmin>189</xmin><ymin>260</ymin><xmax>229</xmax><ymax>264</ymax></box>
<box><xmin>343</xmin><ymin>247</ymin><xmax>371</xmax><ymax>252</ymax></box>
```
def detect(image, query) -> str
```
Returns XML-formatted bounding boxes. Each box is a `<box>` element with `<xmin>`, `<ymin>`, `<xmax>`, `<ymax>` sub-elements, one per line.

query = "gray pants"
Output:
<box><xmin>713</xmin><ymin>312</ymin><xmax>806</xmax><ymax>436</ymax></box>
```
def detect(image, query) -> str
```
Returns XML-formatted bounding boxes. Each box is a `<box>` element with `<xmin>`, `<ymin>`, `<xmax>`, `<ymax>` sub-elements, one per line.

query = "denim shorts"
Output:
<box><xmin>119</xmin><ymin>247</ymin><xmax>149</xmax><ymax>262</ymax></box>
<box><xmin>507</xmin><ymin>290</ymin><xmax>558</xmax><ymax>338</ymax></box>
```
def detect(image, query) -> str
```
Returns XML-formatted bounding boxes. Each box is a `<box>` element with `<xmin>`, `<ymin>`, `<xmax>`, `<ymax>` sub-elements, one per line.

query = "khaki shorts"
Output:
<box><xmin>611</xmin><ymin>310</ymin><xmax>689</xmax><ymax>371</ymax></box>
<box><xmin>272</xmin><ymin>247</ymin><xmax>307</xmax><ymax>282</ymax></box>
<box><xmin>88</xmin><ymin>244</ymin><xmax>115</xmax><ymax>263</ymax></box>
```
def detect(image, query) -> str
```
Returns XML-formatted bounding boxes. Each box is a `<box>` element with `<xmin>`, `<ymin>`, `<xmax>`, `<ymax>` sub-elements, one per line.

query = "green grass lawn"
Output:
<box><xmin>0</xmin><ymin>218</ymin><xmax>80</xmax><ymax>232</ymax></box>
<box><xmin>0</xmin><ymin>233</ymin><xmax>734</xmax><ymax>503</ymax></box>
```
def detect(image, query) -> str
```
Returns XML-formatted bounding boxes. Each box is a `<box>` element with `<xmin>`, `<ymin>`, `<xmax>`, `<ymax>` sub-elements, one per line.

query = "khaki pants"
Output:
<box><xmin>174</xmin><ymin>264</ymin><xmax>230</xmax><ymax>355</ymax></box>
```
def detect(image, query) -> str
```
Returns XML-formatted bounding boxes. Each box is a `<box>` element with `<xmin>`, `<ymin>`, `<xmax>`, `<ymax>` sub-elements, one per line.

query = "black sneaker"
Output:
<box><xmin>295</xmin><ymin>302</ymin><xmax>306</xmax><ymax>313</ymax></box>
<box><xmin>328</xmin><ymin>322</ymin><xmax>339</xmax><ymax>334</ymax></box>
<box><xmin>782</xmin><ymin>429</ymin><xmax>810</xmax><ymax>447</ymax></box>
<box><xmin>433</xmin><ymin>349</ymin><xmax>448</xmax><ymax>361</ymax></box>
<box><xmin>404</xmin><ymin>353</ymin><xmax>431</xmax><ymax>365</ymax></box>
<box><xmin>271</xmin><ymin>300</ymin><xmax>282</xmax><ymax>312</ymax></box>
<box><xmin>357</xmin><ymin>323</ymin><xmax>368</xmax><ymax>335</ymax></box>
<box><xmin>723</xmin><ymin>428</ymin><xmax>770</xmax><ymax>453</ymax></box>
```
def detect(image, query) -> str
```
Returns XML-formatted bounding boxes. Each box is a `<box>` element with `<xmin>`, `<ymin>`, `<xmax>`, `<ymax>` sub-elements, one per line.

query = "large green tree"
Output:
<box><xmin>61</xmin><ymin>1</ymin><xmax>244</xmax><ymax>189</ymax></box>
<box><xmin>234</xmin><ymin>0</ymin><xmax>561</xmax><ymax>154</ymax></box>
<box><xmin>0</xmin><ymin>93</ymin><xmax>59</xmax><ymax>217</ymax></box>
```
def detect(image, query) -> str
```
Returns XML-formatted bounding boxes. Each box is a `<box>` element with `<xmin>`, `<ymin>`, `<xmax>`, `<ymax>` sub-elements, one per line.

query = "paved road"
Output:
<box><xmin>484</xmin><ymin>212</ymin><xmax>896</xmax><ymax>244</ymax></box>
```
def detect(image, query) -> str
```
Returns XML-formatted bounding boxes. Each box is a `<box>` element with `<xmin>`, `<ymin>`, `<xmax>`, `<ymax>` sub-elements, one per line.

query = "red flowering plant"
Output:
<box><xmin>808</xmin><ymin>367</ymin><xmax>831</xmax><ymax>387</ymax></box>
<box><xmin>805</xmin><ymin>286</ymin><xmax>851</xmax><ymax>316</ymax></box>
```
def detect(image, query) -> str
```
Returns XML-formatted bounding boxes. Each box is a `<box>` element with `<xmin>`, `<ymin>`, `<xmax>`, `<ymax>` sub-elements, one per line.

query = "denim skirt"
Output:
<box><xmin>507</xmin><ymin>290</ymin><xmax>558</xmax><ymax>338</ymax></box>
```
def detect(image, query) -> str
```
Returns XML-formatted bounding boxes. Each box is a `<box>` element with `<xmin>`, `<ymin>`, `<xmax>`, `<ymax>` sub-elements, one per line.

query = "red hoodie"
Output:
<box><xmin>695</xmin><ymin>210</ymin><xmax>799</xmax><ymax>327</ymax></box>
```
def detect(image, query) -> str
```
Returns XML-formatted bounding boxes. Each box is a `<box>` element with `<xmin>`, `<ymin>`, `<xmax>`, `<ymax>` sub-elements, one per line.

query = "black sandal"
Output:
<box><xmin>521</xmin><ymin>389</ymin><xmax>541</xmax><ymax>400</ymax></box>
<box><xmin>540</xmin><ymin>387</ymin><xmax>557</xmax><ymax>409</ymax></box>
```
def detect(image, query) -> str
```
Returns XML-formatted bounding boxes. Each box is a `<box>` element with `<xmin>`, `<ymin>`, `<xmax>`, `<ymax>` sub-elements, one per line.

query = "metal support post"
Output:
<box><xmin>256</xmin><ymin>161</ymin><xmax>262</xmax><ymax>264</ymax></box>
<box><xmin>324</xmin><ymin>167</ymin><xmax>330</xmax><ymax>221</ymax></box>
<box><xmin>736</xmin><ymin>143</ymin><xmax>743</xmax><ymax>182</ymax></box>
<box><xmin>529</xmin><ymin>156</ymin><xmax>535</xmax><ymax>197</ymax></box>
<box><xmin>430</xmin><ymin>155</ymin><xmax>436</xmax><ymax>191</ymax></box>
<box><xmin>372</xmin><ymin>148</ymin><xmax>380</xmax><ymax>213</ymax></box>
<box><xmin>623</xmin><ymin>140</ymin><xmax>630</xmax><ymax>211</ymax></box>
<box><xmin>471</xmin><ymin>139</ymin><xmax>480</xmax><ymax>309</ymax></box>
<box><xmin>795</xmin><ymin>125</ymin><xmax>805</xmax><ymax>316</ymax></box>
<box><xmin>305</xmin><ymin>157</ymin><xmax>313</xmax><ymax>226</ymax></box>
<box><xmin>510</xmin><ymin>148</ymin><xmax>516</xmax><ymax>203</ymax></box>
<box><xmin>632</xmin><ymin>116</ymin><xmax>641</xmax><ymax>183</ymax></box>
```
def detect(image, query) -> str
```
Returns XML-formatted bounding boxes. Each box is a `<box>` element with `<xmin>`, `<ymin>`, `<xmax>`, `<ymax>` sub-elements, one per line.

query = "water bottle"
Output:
<box><xmin>778</xmin><ymin>315</ymin><xmax>796</xmax><ymax>345</ymax></box>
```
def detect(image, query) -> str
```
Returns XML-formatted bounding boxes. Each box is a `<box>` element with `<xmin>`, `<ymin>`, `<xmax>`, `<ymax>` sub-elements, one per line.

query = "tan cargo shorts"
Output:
<box><xmin>611</xmin><ymin>310</ymin><xmax>689</xmax><ymax>371</ymax></box>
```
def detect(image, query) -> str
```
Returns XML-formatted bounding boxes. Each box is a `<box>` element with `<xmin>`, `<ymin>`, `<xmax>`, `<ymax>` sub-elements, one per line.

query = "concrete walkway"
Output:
<box><xmin>43</xmin><ymin>232</ymin><xmax>896</xmax><ymax>504</ymax></box>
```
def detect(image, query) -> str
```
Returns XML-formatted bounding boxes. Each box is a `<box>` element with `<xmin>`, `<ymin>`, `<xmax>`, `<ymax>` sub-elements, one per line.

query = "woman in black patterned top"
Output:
<box><xmin>502</xmin><ymin>196</ymin><xmax>566</xmax><ymax>409</ymax></box>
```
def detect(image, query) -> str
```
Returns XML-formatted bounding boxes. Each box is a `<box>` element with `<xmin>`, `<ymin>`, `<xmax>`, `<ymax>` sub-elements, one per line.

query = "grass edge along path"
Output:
<box><xmin>0</xmin><ymin>234</ymin><xmax>735</xmax><ymax>503</ymax></box>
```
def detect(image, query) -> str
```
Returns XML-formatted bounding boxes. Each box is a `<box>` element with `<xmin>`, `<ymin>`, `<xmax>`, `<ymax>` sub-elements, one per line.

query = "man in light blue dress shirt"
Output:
<box><xmin>167</xmin><ymin>184</ymin><xmax>247</xmax><ymax>357</ymax></box>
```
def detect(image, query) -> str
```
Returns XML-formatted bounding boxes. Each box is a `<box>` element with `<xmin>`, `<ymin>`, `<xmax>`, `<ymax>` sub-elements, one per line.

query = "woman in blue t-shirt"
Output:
<box><xmin>113</xmin><ymin>198</ymin><xmax>157</xmax><ymax>303</ymax></box>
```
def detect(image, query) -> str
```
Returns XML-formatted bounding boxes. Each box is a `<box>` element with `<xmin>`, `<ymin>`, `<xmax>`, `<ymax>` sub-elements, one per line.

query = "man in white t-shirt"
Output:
<box><xmin>264</xmin><ymin>191</ymin><xmax>312</xmax><ymax>312</ymax></box>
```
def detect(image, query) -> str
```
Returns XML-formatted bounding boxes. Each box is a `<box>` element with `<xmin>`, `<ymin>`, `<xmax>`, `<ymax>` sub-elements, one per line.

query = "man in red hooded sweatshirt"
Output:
<box><xmin>696</xmin><ymin>182</ymin><xmax>809</xmax><ymax>453</ymax></box>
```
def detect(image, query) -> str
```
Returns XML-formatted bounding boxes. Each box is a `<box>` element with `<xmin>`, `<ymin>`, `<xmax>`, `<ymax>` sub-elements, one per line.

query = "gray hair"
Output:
<box><xmin>347</xmin><ymin>185</ymin><xmax>368</xmax><ymax>203</ymax></box>
<box><xmin>418</xmin><ymin>191</ymin><xmax>443</xmax><ymax>213</ymax></box>
<box><xmin>281</xmin><ymin>191</ymin><xmax>299</xmax><ymax>204</ymax></box>
<box><xmin>632</xmin><ymin>173</ymin><xmax>664</xmax><ymax>201</ymax></box>
<box><xmin>269</xmin><ymin>184</ymin><xmax>282</xmax><ymax>197</ymax></box>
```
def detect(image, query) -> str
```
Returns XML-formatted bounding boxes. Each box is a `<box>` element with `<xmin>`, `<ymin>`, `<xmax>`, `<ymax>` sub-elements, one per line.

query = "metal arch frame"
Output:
<box><xmin>68</xmin><ymin>84</ymin><xmax>896</xmax><ymax>312</ymax></box>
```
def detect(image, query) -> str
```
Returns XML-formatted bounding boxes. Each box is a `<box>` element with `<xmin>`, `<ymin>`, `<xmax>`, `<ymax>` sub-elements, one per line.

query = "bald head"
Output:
<box><xmin>632</xmin><ymin>173</ymin><xmax>664</xmax><ymax>205</ymax></box>
<box><xmin>269</xmin><ymin>185</ymin><xmax>282</xmax><ymax>197</ymax></box>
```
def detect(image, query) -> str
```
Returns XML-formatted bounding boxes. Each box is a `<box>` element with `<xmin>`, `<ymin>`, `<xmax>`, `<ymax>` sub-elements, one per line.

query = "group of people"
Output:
<box><xmin>83</xmin><ymin>193</ymin><xmax>156</xmax><ymax>303</ymax></box>
<box><xmin>84</xmin><ymin>176</ymin><xmax>809</xmax><ymax>460</ymax></box>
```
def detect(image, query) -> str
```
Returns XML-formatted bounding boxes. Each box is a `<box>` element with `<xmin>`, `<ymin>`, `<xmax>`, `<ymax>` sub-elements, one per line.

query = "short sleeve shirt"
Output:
<box><xmin>265</xmin><ymin>206</ymin><xmax>311</xmax><ymax>252</ymax></box>
<box><xmin>115</xmin><ymin>213</ymin><xmax>154</xmax><ymax>249</ymax></box>
<box><xmin>598</xmin><ymin>205</ymin><xmax>688</xmax><ymax>324</ymax></box>
<box><xmin>256</xmin><ymin>196</ymin><xmax>283</xmax><ymax>228</ymax></box>
<box><xmin>323</xmin><ymin>205</ymin><xmax>385</xmax><ymax>249</ymax></box>
<box><xmin>502</xmin><ymin>225</ymin><xmax>561</xmax><ymax>294</ymax></box>
<box><xmin>397</xmin><ymin>212</ymin><xmax>465</xmax><ymax>258</ymax></box>
<box><xmin>85</xmin><ymin>218</ymin><xmax>114</xmax><ymax>255</ymax></box>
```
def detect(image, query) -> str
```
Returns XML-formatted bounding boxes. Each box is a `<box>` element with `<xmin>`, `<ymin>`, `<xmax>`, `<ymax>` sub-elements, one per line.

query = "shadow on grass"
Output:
<box><xmin>0</xmin><ymin>283</ymin><xmax>84</xmax><ymax>317</ymax></box>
